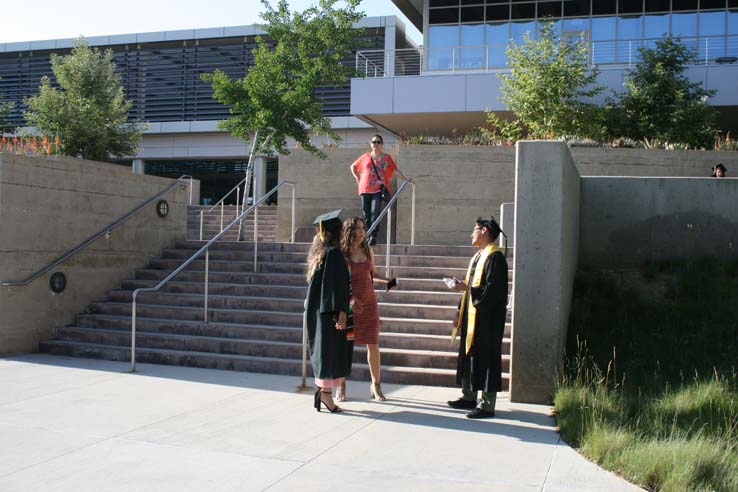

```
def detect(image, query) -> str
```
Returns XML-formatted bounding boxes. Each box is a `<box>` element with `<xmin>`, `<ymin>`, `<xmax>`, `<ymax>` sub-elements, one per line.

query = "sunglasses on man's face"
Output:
<box><xmin>371</xmin><ymin>140</ymin><xmax>383</xmax><ymax>145</ymax></box>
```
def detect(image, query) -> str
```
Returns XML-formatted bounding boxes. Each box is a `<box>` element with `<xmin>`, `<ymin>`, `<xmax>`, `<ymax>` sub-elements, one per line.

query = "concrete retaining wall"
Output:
<box><xmin>0</xmin><ymin>154</ymin><xmax>198</xmax><ymax>355</ymax></box>
<box><xmin>580</xmin><ymin>177</ymin><xmax>738</xmax><ymax>268</ymax></box>
<box><xmin>509</xmin><ymin>141</ymin><xmax>580</xmax><ymax>404</ymax></box>
<box><xmin>277</xmin><ymin>145</ymin><xmax>738</xmax><ymax>245</ymax></box>
<box><xmin>276</xmin><ymin>148</ymin><xmax>398</xmax><ymax>243</ymax></box>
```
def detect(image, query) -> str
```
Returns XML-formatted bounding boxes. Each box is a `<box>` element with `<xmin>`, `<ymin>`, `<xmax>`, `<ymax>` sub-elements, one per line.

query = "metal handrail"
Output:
<box><xmin>1</xmin><ymin>175</ymin><xmax>194</xmax><ymax>288</ymax></box>
<box><xmin>130</xmin><ymin>180</ymin><xmax>296</xmax><ymax>371</ymax></box>
<box><xmin>200</xmin><ymin>175</ymin><xmax>249</xmax><ymax>240</ymax></box>
<box><xmin>365</xmin><ymin>179</ymin><xmax>415</xmax><ymax>277</ymax></box>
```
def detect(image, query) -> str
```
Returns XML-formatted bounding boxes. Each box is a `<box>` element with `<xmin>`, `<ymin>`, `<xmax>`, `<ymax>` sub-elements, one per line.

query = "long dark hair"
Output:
<box><xmin>341</xmin><ymin>216</ymin><xmax>370</xmax><ymax>259</ymax></box>
<box><xmin>306</xmin><ymin>224</ymin><xmax>343</xmax><ymax>281</ymax></box>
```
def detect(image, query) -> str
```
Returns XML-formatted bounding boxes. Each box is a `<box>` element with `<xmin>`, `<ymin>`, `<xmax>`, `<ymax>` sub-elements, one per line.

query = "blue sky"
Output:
<box><xmin>0</xmin><ymin>0</ymin><xmax>421</xmax><ymax>44</ymax></box>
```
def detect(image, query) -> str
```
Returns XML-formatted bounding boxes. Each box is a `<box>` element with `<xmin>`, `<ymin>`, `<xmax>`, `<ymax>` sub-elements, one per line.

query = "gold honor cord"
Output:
<box><xmin>452</xmin><ymin>243</ymin><xmax>500</xmax><ymax>355</ymax></box>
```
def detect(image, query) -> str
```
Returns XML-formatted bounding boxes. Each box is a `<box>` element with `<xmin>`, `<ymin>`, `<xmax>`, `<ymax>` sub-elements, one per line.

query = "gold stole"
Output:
<box><xmin>452</xmin><ymin>243</ymin><xmax>499</xmax><ymax>355</ymax></box>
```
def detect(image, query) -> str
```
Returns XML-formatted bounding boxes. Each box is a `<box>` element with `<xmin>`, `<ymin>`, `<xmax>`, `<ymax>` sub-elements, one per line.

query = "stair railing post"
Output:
<box><xmin>131</xmin><ymin>291</ymin><xmax>138</xmax><ymax>372</ymax></box>
<box><xmin>301</xmin><ymin>313</ymin><xmax>308</xmax><ymax>388</ymax></box>
<box><xmin>189</xmin><ymin>176</ymin><xmax>193</xmax><ymax>206</ymax></box>
<box><xmin>253</xmin><ymin>206</ymin><xmax>259</xmax><ymax>272</ymax></box>
<box><xmin>204</xmin><ymin>249</ymin><xmax>209</xmax><ymax>323</ymax></box>
<box><xmin>291</xmin><ymin>185</ymin><xmax>296</xmax><ymax>243</ymax></box>
<box><xmin>410</xmin><ymin>182</ymin><xmax>416</xmax><ymax>245</ymax></box>
<box><xmin>199</xmin><ymin>211</ymin><xmax>203</xmax><ymax>241</ymax></box>
<box><xmin>236</xmin><ymin>186</ymin><xmax>240</xmax><ymax>212</ymax></box>
<box><xmin>220</xmin><ymin>201</ymin><xmax>224</xmax><ymax>233</ymax></box>
<box><xmin>386</xmin><ymin>207</ymin><xmax>392</xmax><ymax>278</ymax></box>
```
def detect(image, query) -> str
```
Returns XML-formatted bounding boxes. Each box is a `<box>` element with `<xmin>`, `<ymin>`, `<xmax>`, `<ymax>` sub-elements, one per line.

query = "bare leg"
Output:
<box><xmin>367</xmin><ymin>344</ymin><xmax>386</xmax><ymax>400</ymax></box>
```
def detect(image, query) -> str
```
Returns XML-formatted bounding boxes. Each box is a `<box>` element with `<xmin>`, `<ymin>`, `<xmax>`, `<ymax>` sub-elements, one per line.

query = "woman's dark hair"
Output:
<box><xmin>712</xmin><ymin>163</ymin><xmax>727</xmax><ymax>177</ymax></box>
<box><xmin>306</xmin><ymin>224</ymin><xmax>343</xmax><ymax>281</ymax></box>
<box><xmin>341</xmin><ymin>217</ymin><xmax>370</xmax><ymax>259</ymax></box>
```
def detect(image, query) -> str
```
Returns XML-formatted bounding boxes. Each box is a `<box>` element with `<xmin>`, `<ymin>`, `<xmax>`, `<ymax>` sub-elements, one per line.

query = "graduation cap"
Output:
<box><xmin>313</xmin><ymin>209</ymin><xmax>343</xmax><ymax>240</ymax></box>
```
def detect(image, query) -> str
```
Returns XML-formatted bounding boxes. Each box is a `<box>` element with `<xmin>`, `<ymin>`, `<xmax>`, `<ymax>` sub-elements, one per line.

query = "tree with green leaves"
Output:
<box><xmin>614</xmin><ymin>36</ymin><xmax>716</xmax><ymax>149</ymax></box>
<box><xmin>0</xmin><ymin>78</ymin><xmax>13</xmax><ymax>134</ymax></box>
<box><xmin>203</xmin><ymin>0</ymin><xmax>364</xmax><ymax>211</ymax></box>
<box><xmin>493</xmin><ymin>22</ymin><xmax>603</xmax><ymax>140</ymax></box>
<box><xmin>24</xmin><ymin>39</ymin><xmax>143</xmax><ymax>162</ymax></box>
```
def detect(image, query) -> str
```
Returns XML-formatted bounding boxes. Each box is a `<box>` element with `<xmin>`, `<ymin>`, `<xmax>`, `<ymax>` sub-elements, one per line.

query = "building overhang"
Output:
<box><xmin>391</xmin><ymin>0</ymin><xmax>423</xmax><ymax>32</ymax></box>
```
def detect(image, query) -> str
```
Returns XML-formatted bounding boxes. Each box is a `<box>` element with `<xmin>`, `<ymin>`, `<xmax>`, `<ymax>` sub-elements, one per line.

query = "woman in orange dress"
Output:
<box><xmin>339</xmin><ymin>216</ymin><xmax>395</xmax><ymax>401</ymax></box>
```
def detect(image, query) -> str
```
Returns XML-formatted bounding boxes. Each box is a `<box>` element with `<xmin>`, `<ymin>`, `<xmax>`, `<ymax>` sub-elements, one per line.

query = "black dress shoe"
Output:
<box><xmin>447</xmin><ymin>398</ymin><xmax>477</xmax><ymax>409</ymax></box>
<box><xmin>466</xmin><ymin>408</ymin><xmax>495</xmax><ymax>419</ymax></box>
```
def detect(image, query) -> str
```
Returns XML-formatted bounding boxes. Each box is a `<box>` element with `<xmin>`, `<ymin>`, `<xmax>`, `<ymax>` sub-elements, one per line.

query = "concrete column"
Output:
<box><xmin>253</xmin><ymin>156</ymin><xmax>267</xmax><ymax>202</ymax></box>
<box><xmin>509</xmin><ymin>141</ymin><xmax>581</xmax><ymax>403</ymax></box>
<box><xmin>132</xmin><ymin>159</ymin><xmax>145</xmax><ymax>175</ymax></box>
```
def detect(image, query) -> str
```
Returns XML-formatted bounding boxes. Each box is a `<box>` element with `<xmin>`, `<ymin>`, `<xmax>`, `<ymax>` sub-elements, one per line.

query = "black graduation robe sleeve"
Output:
<box><xmin>320</xmin><ymin>247</ymin><xmax>349</xmax><ymax>315</ymax></box>
<box><xmin>469</xmin><ymin>252</ymin><xmax>508</xmax><ymax>312</ymax></box>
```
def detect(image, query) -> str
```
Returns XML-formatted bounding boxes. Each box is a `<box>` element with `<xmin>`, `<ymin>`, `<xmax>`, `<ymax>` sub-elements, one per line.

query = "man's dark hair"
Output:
<box><xmin>476</xmin><ymin>216</ymin><xmax>502</xmax><ymax>242</ymax></box>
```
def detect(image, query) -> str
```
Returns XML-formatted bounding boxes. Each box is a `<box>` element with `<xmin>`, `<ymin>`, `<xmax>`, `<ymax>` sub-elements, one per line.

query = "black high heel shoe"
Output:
<box><xmin>319</xmin><ymin>390</ymin><xmax>342</xmax><ymax>413</ymax></box>
<box><xmin>314</xmin><ymin>389</ymin><xmax>321</xmax><ymax>411</ymax></box>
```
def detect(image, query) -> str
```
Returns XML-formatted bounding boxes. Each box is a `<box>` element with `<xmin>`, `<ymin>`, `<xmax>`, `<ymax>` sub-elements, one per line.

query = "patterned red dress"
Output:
<box><xmin>350</xmin><ymin>258</ymin><xmax>380</xmax><ymax>345</ymax></box>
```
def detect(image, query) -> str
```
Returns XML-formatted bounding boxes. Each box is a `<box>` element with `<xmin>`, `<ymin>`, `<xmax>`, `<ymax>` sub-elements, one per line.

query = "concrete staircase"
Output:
<box><xmin>40</xmin><ymin>240</ymin><xmax>513</xmax><ymax>390</ymax></box>
<box><xmin>187</xmin><ymin>205</ymin><xmax>277</xmax><ymax>242</ymax></box>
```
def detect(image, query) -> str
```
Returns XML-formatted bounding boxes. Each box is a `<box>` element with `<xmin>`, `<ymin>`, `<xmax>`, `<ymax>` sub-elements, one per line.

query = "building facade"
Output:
<box><xmin>0</xmin><ymin>17</ymin><xmax>413</xmax><ymax>201</ymax></box>
<box><xmin>353</xmin><ymin>0</ymin><xmax>738</xmax><ymax>135</ymax></box>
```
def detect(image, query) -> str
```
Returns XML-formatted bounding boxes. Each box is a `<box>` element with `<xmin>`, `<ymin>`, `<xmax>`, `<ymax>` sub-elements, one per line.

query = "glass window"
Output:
<box><xmin>700</xmin><ymin>11</ymin><xmax>726</xmax><ymax>36</ymax></box>
<box><xmin>645</xmin><ymin>0</ymin><xmax>669</xmax><ymax>12</ymax></box>
<box><xmin>672</xmin><ymin>0</ymin><xmax>697</xmax><ymax>11</ymax></box>
<box><xmin>511</xmin><ymin>20</ymin><xmax>537</xmax><ymax>44</ymax></box>
<box><xmin>618</xmin><ymin>0</ymin><xmax>643</xmax><ymax>14</ymax></box>
<box><xmin>700</xmin><ymin>0</ymin><xmax>726</xmax><ymax>10</ymax></box>
<box><xmin>672</xmin><ymin>12</ymin><xmax>698</xmax><ymax>37</ymax></box>
<box><xmin>429</xmin><ymin>0</ymin><xmax>458</xmax><ymax>7</ymax></box>
<box><xmin>730</xmin><ymin>1</ymin><xmax>738</xmax><ymax>8</ymax></box>
<box><xmin>428</xmin><ymin>25</ymin><xmax>459</xmax><ymax>70</ymax></box>
<box><xmin>460</xmin><ymin>0</ymin><xmax>482</xmax><ymax>5</ymax></box>
<box><xmin>618</xmin><ymin>15</ymin><xmax>643</xmax><ymax>40</ymax></box>
<box><xmin>564</xmin><ymin>17</ymin><xmax>590</xmax><ymax>35</ymax></box>
<box><xmin>592</xmin><ymin>16</ymin><xmax>617</xmax><ymax>40</ymax></box>
<box><xmin>564</xmin><ymin>0</ymin><xmax>591</xmax><ymax>17</ymax></box>
<box><xmin>460</xmin><ymin>24</ymin><xmax>485</xmax><ymax>68</ymax></box>
<box><xmin>593</xmin><ymin>0</ymin><xmax>617</xmax><ymax>15</ymax></box>
<box><xmin>538</xmin><ymin>1</ymin><xmax>562</xmax><ymax>19</ymax></box>
<box><xmin>511</xmin><ymin>3</ymin><xmax>536</xmax><ymax>20</ymax></box>
<box><xmin>486</xmin><ymin>22</ymin><xmax>509</xmax><ymax>66</ymax></box>
<box><xmin>461</xmin><ymin>6</ymin><xmax>484</xmax><ymax>22</ymax></box>
<box><xmin>486</xmin><ymin>4</ymin><xmax>509</xmax><ymax>21</ymax></box>
<box><xmin>429</xmin><ymin>24</ymin><xmax>459</xmax><ymax>46</ymax></box>
<box><xmin>644</xmin><ymin>13</ymin><xmax>669</xmax><ymax>38</ymax></box>
<box><xmin>729</xmin><ymin>11</ymin><xmax>738</xmax><ymax>35</ymax></box>
<box><xmin>429</xmin><ymin>7</ymin><xmax>460</xmax><ymax>24</ymax></box>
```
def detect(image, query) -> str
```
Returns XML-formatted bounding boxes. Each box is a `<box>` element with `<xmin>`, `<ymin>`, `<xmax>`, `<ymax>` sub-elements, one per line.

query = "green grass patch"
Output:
<box><xmin>556</xmin><ymin>258</ymin><xmax>738</xmax><ymax>492</ymax></box>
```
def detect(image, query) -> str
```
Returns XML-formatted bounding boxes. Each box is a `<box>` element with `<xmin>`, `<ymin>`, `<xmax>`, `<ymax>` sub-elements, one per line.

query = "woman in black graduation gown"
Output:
<box><xmin>305</xmin><ymin>210</ymin><xmax>352</xmax><ymax>413</ymax></box>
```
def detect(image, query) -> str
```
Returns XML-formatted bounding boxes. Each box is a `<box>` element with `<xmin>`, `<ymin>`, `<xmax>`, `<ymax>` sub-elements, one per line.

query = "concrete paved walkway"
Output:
<box><xmin>0</xmin><ymin>354</ymin><xmax>642</xmax><ymax>492</ymax></box>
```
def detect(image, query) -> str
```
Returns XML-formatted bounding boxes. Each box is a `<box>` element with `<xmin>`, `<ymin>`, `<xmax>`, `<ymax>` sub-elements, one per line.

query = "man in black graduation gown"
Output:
<box><xmin>447</xmin><ymin>217</ymin><xmax>509</xmax><ymax>419</ymax></box>
<box><xmin>304</xmin><ymin>210</ymin><xmax>352</xmax><ymax>407</ymax></box>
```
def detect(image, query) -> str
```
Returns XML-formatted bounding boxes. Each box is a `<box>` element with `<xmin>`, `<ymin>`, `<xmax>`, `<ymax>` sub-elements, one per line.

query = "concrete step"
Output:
<box><xmin>107</xmin><ymin>291</ymin><xmax>468</xmax><ymax>322</ymax></box>
<box><xmin>44</xmin><ymin>330</ymin><xmax>510</xmax><ymax>374</ymax></box>
<box><xmin>72</xmin><ymin>314</ymin><xmax>512</xmax><ymax>353</ymax></box>
<box><xmin>159</xmin><ymin>249</ymin><xmax>470</xmax><ymax>269</ymax></box>
<box><xmin>120</xmin><ymin>279</ymin><xmax>467</xmax><ymax>306</ymax></box>
<box><xmin>147</xmin><ymin>258</ymin><xmax>472</xmax><ymax>279</ymax></box>
<box><xmin>133</xmin><ymin>269</ymin><xmax>308</xmax><ymax>286</ymax></box>
<box><xmin>41</xmin><ymin>339</ymin><xmax>504</xmax><ymax>388</ymax></box>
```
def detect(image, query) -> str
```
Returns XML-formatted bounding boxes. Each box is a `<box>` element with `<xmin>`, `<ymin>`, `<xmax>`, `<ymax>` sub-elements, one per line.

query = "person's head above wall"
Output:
<box><xmin>712</xmin><ymin>163</ymin><xmax>727</xmax><ymax>177</ymax></box>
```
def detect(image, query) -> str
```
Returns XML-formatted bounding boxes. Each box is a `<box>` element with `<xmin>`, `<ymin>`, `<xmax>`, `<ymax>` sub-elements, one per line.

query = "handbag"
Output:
<box><xmin>369</xmin><ymin>155</ymin><xmax>392</xmax><ymax>203</ymax></box>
